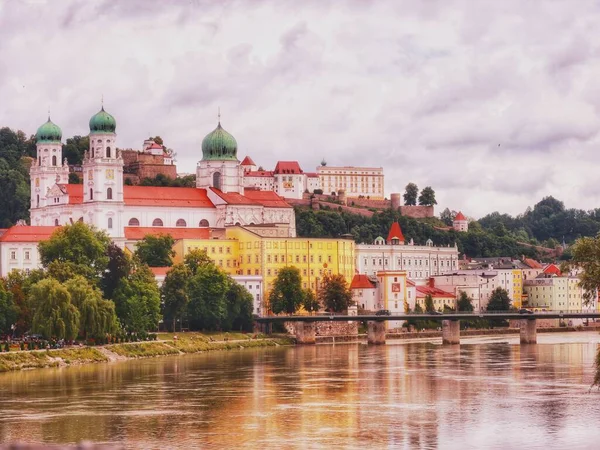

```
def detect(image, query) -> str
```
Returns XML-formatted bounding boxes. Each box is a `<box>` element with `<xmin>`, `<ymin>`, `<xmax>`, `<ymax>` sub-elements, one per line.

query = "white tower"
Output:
<box><xmin>30</xmin><ymin>116</ymin><xmax>69</xmax><ymax>218</ymax></box>
<box><xmin>82</xmin><ymin>106</ymin><xmax>125</xmax><ymax>239</ymax></box>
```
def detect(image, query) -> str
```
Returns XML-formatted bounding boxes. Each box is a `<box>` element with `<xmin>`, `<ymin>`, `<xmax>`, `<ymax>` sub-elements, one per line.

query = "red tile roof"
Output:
<box><xmin>58</xmin><ymin>184</ymin><xmax>83</xmax><ymax>204</ymax></box>
<box><xmin>0</xmin><ymin>226</ymin><xmax>59</xmax><ymax>242</ymax></box>
<box><xmin>350</xmin><ymin>274</ymin><xmax>376</xmax><ymax>289</ymax></box>
<box><xmin>124</xmin><ymin>227</ymin><xmax>211</xmax><ymax>240</ymax></box>
<box><xmin>274</xmin><ymin>161</ymin><xmax>303</xmax><ymax>174</ymax></box>
<box><xmin>387</xmin><ymin>222</ymin><xmax>405</xmax><ymax>243</ymax></box>
<box><xmin>305</xmin><ymin>172</ymin><xmax>319</xmax><ymax>178</ymax></box>
<box><xmin>244</xmin><ymin>170</ymin><xmax>274</xmax><ymax>178</ymax></box>
<box><xmin>416</xmin><ymin>285</ymin><xmax>455</xmax><ymax>299</ymax></box>
<box><xmin>147</xmin><ymin>143</ymin><xmax>163</xmax><ymax>150</ymax></box>
<box><xmin>543</xmin><ymin>264</ymin><xmax>562</xmax><ymax>276</ymax></box>
<box><xmin>240</xmin><ymin>156</ymin><xmax>256</xmax><ymax>166</ymax></box>
<box><xmin>454</xmin><ymin>211</ymin><xmax>466</xmax><ymax>221</ymax></box>
<box><xmin>150</xmin><ymin>267</ymin><xmax>171</xmax><ymax>276</ymax></box>
<box><xmin>523</xmin><ymin>258</ymin><xmax>543</xmax><ymax>269</ymax></box>
<box><xmin>210</xmin><ymin>188</ymin><xmax>257</xmax><ymax>205</ymax></box>
<box><xmin>243</xmin><ymin>190</ymin><xmax>291</xmax><ymax>208</ymax></box>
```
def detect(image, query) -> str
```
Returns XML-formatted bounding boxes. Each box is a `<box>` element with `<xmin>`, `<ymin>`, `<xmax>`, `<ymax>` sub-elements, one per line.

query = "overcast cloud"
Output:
<box><xmin>2</xmin><ymin>0</ymin><xmax>600</xmax><ymax>218</ymax></box>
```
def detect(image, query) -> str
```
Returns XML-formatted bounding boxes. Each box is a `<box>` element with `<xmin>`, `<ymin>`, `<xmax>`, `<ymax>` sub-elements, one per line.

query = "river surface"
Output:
<box><xmin>0</xmin><ymin>332</ymin><xmax>599</xmax><ymax>449</ymax></box>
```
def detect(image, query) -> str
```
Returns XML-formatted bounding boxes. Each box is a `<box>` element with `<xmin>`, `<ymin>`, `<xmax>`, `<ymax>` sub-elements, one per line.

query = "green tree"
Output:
<box><xmin>424</xmin><ymin>294</ymin><xmax>435</xmax><ymax>313</ymax></box>
<box><xmin>440</xmin><ymin>208</ymin><xmax>455</xmax><ymax>226</ymax></box>
<box><xmin>134</xmin><ymin>234</ymin><xmax>175</xmax><ymax>267</ymax></box>
<box><xmin>563</xmin><ymin>236</ymin><xmax>600</xmax><ymax>305</ymax></box>
<box><xmin>486</xmin><ymin>288</ymin><xmax>511</xmax><ymax>311</ymax></box>
<box><xmin>161</xmin><ymin>264</ymin><xmax>191</xmax><ymax>332</ymax></box>
<box><xmin>0</xmin><ymin>158</ymin><xmax>30</xmax><ymax>227</ymax></box>
<box><xmin>101</xmin><ymin>243</ymin><xmax>131</xmax><ymax>300</ymax></box>
<box><xmin>403</xmin><ymin>183</ymin><xmax>419</xmax><ymax>206</ymax></box>
<box><xmin>0</xmin><ymin>281</ymin><xmax>17</xmax><ymax>336</ymax></box>
<box><xmin>223</xmin><ymin>281</ymin><xmax>254</xmax><ymax>331</ymax></box>
<box><xmin>4</xmin><ymin>269</ymin><xmax>45</xmax><ymax>335</ymax></box>
<box><xmin>30</xmin><ymin>278</ymin><xmax>80</xmax><ymax>340</ymax></box>
<box><xmin>457</xmin><ymin>291</ymin><xmax>474</xmax><ymax>312</ymax></box>
<box><xmin>302</xmin><ymin>288</ymin><xmax>320</xmax><ymax>314</ymax></box>
<box><xmin>112</xmin><ymin>261</ymin><xmax>161</xmax><ymax>332</ymax></box>
<box><xmin>62</xmin><ymin>135</ymin><xmax>89</xmax><ymax>165</ymax></box>
<box><xmin>318</xmin><ymin>273</ymin><xmax>353</xmax><ymax>313</ymax></box>
<box><xmin>64</xmin><ymin>276</ymin><xmax>118</xmax><ymax>339</ymax></box>
<box><xmin>187</xmin><ymin>264</ymin><xmax>229</xmax><ymax>330</ymax></box>
<box><xmin>68</xmin><ymin>172</ymin><xmax>82</xmax><ymax>184</ymax></box>
<box><xmin>38</xmin><ymin>222</ymin><xmax>111</xmax><ymax>282</ymax></box>
<box><xmin>269</xmin><ymin>266</ymin><xmax>305</xmax><ymax>314</ymax></box>
<box><xmin>183</xmin><ymin>249</ymin><xmax>212</xmax><ymax>275</ymax></box>
<box><xmin>418</xmin><ymin>186</ymin><xmax>437</xmax><ymax>206</ymax></box>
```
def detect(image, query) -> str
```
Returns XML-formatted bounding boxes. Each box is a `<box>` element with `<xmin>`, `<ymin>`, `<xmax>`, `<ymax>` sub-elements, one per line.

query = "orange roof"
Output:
<box><xmin>386</xmin><ymin>222</ymin><xmax>405</xmax><ymax>243</ymax></box>
<box><xmin>543</xmin><ymin>264</ymin><xmax>562</xmax><ymax>276</ymax></box>
<box><xmin>523</xmin><ymin>258</ymin><xmax>543</xmax><ymax>269</ymax></box>
<box><xmin>244</xmin><ymin>170</ymin><xmax>274</xmax><ymax>178</ymax></box>
<box><xmin>58</xmin><ymin>184</ymin><xmax>83</xmax><ymax>204</ymax></box>
<box><xmin>150</xmin><ymin>267</ymin><xmax>171</xmax><ymax>276</ymax></box>
<box><xmin>454</xmin><ymin>211</ymin><xmax>466</xmax><ymax>221</ymax></box>
<box><xmin>210</xmin><ymin>188</ymin><xmax>257</xmax><ymax>205</ymax></box>
<box><xmin>243</xmin><ymin>190</ymin><xmax>291</xmax><ymax>208</ymax></box>
<box><xmin>124</xmin><ymin>227</ymin><xmax>211</xmax><ymax>240</ymax></box>
<box><xmin>274</xmin><ymin>161</ymin><xmax>303</xmax><ymax>174</ymax></box>
<box><xmin>147</xmin><ymin>143</ymin><xmax>163</xmax><ymax>150</ymax></box>
<box><xmin>350</xmin><ymin>274</ymin><xmax>376</xmax><ymax>289</ymax></box>
<box><xmin>416</xmin><ymin>285</ymin><xmax>455</xmax><ymax>299</ymax></box>
<box><xmin>305</xmin><ymin>172</ymin><xmax>319</xmax><ymax>178</ymax></box>
<box><xmin>240</xmin><ymin>156</ymin><xmax>256</xmax><ymax>166</ymax></box>
<box><xmin>0</xmin><ymin>226</ymin><xmax>59</xmax><ymax>243</ymax></box>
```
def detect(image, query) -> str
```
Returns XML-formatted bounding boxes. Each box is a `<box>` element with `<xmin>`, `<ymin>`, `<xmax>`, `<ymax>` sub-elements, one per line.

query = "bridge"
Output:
<box><xmin>256</xmin><ymin>312</ymin><xmax>600</xmax><ymax>345</ymax></box>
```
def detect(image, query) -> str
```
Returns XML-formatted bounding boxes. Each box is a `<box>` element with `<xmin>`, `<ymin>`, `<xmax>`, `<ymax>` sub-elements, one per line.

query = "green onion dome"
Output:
<box><xmin>89</xmin><ymin>107</ymin><xmax>116</xmax><ymax>133</ymax></box>
<box><xmin>201</xmin><ymin>122</ymin><xmax>238</xmax><ymax>161</ymax></box>
<box><xmin>36</xmin><ymin>118</ymin><xmax>62</xmax><ymax>143</ymax></box>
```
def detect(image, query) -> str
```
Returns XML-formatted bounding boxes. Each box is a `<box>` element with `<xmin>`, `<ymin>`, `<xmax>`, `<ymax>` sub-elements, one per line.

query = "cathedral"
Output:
<box><xmin>29</xmin><ymin>107</ymin><xmax>296</xmax><ymax>241</ymax></box>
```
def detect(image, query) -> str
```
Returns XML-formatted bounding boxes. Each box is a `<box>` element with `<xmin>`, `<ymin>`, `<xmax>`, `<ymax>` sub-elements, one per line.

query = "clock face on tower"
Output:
<box><xmin>106</xmin><ymin>169</ymin><xmax>114</xmax><ymax>180</ymax></box>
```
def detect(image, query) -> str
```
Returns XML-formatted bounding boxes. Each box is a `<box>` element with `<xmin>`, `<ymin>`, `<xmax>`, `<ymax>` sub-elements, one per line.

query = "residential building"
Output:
<box><xmin>317</xmin><ymin>165</ymin><xmax>384</xmax><ymax>199</ymax></box>
<box><xmin>0</xmin><ymin>225</ymin><xmax>57</xmax><ymax>277</ymax></box>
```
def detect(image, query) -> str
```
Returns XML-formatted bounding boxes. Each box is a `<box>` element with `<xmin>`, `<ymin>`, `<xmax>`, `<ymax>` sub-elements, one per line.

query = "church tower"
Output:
<box><xmin>30</xmin><ymin>116</ymin><xmax>69</xmax><ymax>212</ymax></box>
<box><xmin>82</xmin><ymin>106</ymin><xmax>125</xmax><ymax>238</ymax></box>
<box><xmin>196</xmin><ymin>118</ymin><xmax>244</xmax><ymax>194</ymax></box>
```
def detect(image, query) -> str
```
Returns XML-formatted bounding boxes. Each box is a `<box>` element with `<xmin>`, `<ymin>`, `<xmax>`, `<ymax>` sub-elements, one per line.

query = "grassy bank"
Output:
<box><xmin>0</xmin><ymin>333</ymin><xmax>293</xmax><ymax>373</ymax></box>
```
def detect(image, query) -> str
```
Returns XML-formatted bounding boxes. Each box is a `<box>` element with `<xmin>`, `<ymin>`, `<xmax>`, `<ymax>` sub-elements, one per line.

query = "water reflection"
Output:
<box><xmin>0</xmin><ymin>333</ymin><xmax>599</xmax><ymax>449</ymax></box>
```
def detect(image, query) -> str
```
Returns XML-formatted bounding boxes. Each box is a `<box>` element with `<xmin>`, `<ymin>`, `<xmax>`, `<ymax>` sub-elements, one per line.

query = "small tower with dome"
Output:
<box><xmin>196</xmin><ymin>117</ymin><xmax>244</xmax><ymax>194</ymax></box>
<box><xmin>453</xmin><ymin>211</ymin><xmax>468</xmax><ymax>232</ymax></box>
<box><xmin>82</xmin><ymin>105</ymin><xmax>124</xmax><ymax>238</ymax></box>
<box><xmin>30</xmin><ymin>116</ymin><xmax>69</xmax><ymax>212</ymax></box>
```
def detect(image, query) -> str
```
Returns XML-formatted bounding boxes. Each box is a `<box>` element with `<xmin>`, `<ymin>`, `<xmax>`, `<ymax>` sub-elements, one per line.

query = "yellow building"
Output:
<box><xmin>512</xmin><ymin>269</ymin><xmax>523</xmax><ymax>309</ymax></box>
<box><xmin>172</xmin><ymin>226</ymin><xmax>355</xmax><ymax>312</ymax></box>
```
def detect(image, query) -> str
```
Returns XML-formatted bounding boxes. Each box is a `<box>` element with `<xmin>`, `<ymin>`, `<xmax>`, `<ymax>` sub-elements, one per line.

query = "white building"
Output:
<box><xmin>231</xmin><ymin>275</ymin><xmax>264</xmax><ymax>316</ymax></box>
<box><xmin>317</xmin><ymin>165</ymin><xmax>384</xmax><ymax>199</ymax></box>
<box><xmin>242</xmin><ymin>159</ymin><xmax>319</xmax><ymax>200</ymax></box>
<box><xmin>453</xmin><ymin>211</ymin><xmax>468</xmax><ymax>232</ymax></box>
<box><xmin>0</xmin><ymin>225</ymin><xmax>57</xmax><ymax>277</ymax></box>
<box><xmin>355</xmin><ymin>222</ymin><xmax>460</xmax><ymax>280</ymax></box>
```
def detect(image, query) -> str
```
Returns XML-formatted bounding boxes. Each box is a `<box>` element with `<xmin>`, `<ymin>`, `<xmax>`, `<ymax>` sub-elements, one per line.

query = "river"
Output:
<box><xmin>0</xmin><ymin>332</ymin><xmax>599</xmax><ymax>449</ymax></box>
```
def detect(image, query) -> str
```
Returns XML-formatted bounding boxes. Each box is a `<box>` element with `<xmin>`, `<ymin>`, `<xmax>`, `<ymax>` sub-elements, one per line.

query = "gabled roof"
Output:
<box><xmin>386</xmin><ymin>222</ymin><xmax>405</xmax><ymax>243</ymax></box>
<box><xmin>147</xmin><ymin>142</ymin><xmax>163</xmax><ymax>150</ymax></box>
<box><xmin>0</xmin><ymin>226</ymin><xmax>59</xmax><ymax>243</ymax></box>
<box><xmin>416</xmin><ymin>285</ymin><xmax>455</xmax><ymax>299</ymax></box>
<box><xmin>240</xmin><ymin>156</ymin><xmax>256</xmax><ymax>166</ymax></box>
<box><xmin>350</xmin><ymin>274</ymin><xmax>376</xmax><ymax>289</ymax></box>
<box><xmin>124</xmin><ymin>227</ymin><xmax>211</xmax><ymax>240</ymax></box>
<box><xmin>274</xmin><ymin>161</ymin><xmax>303</xmax><ymax>174</ymax></box>
<box><xmin>543</xmin><ymin>264</ymin><xmax>562</xmax><ymax>276</ymax></box>
<box><xmin>406</xmin><ymin>279</ymin><xmax>416</xmax><ymax>287</ymax></box>
<box><xmin>210</xmin><ymin>188</ymin><xmax>258</xmax><ymax>206</ymax></box>
<box><xmin>244</xmin><ymin>171</ymin><xmax>274</xmax><ymax>178</ymax></box>
<box><xmin>522</xmin><ymin>258</ymin><xmax>543</xmax><ymax>269</ymax></box>
<box><xmin>454</xmin><ymin>211</ymin><xmax>466</xmax><ymax>221</ymax></box>
<box><xmin>243</xmin><ymin>189</ymin><xmax>291</xmax><ymax>208</ymax></box>
<box><xmin>305</xmin><ymin>172</ymin><xmax>319</xmax><ymax>178</ymax></box>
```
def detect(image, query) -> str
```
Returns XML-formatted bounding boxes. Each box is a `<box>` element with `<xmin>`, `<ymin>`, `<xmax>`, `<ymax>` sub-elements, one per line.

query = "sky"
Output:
<box><xmin>2</xmin><ymin>0</ymin><xmax>600</xmax><ymax>219</ymax></box>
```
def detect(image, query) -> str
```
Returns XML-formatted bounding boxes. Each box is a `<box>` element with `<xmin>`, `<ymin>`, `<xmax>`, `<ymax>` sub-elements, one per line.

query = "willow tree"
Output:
<box><xmin>30</xmin><ymin>278</ymin><xmax>80</xmax><ymax>340</ymax></box>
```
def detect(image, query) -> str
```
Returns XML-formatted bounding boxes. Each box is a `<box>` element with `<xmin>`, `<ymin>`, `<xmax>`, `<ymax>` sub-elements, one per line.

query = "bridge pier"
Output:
<box><xmin>367</xmin><ymin>321</ymin><xmax>386</xmax><ymax>345</ymax></box>
<box><xmin>442</xmin><ymin>320</ymin><xmax>460</xmax><ymax>345</ymax></box>
<box><xmin>295</xmin><ymin>321</ymin><xmax>316</xmax><ymax>345</ymax></box>
<box><xmin>520</xmin><ymin>319</ymin><xmax>537</xmax><ymax>344</ymax></box>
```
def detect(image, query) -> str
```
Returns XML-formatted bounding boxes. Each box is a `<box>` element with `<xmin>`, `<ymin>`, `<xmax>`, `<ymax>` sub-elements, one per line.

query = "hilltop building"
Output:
<box><xmin>453</xmin><ymin>211</ymin><xmax>468</xmax><ymax>232</ymax></box>
<box><xmin>120</xmin><ymin>138</ymin><xmax>176</xmax><ymax>184</ymax></box>
<box><xmin>317</xmin><ymin>164</ymin><xmax>384</xmax><ymax>199</ymax></box>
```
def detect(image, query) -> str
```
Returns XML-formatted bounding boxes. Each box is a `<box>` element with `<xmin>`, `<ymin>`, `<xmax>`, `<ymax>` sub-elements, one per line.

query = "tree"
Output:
<box><xmin>161</xmin><ymin>264</ymin><xmax>192</xmax><ymax>331</ymax></box>
<box><xmin>457</xmin><ymin>291</ymin><xmax>474</xmax><ymax>312</ymax></box>
<box><xmin>440</xmin><ymin>208</ymin><xmax>456</xmax><ymax>226</ymax></box>
<box><xmin>418</xmin><ymin>186</ymin><xmax>437</xmax><ymax>206</ymax></box>
<box><xmin>187</xmin><ymin>263</ymin><xmax>229</xmax><ymax>330</ymax></box>
<box><xmin>68</xmin><ymin>172</ymin><xmax>82</xmax><ymax>184</ymax></box>
<box><xmin>134</xmin><ymin>234</ymin><xmax>175</xmax><ymax>267</ymax></box>
<box><xmin>269</xmin><ymin>266</ymin><xmax>304</xmax><ymax>314</ymax></box>
<box><xmin>38</xmin><ymin>222</ymin><xmax>111</xmax><ymax>282</ymax></box>
<box><xmin>112</xmin><ymin>261</ymin><xmax>161</xmax><ymax>332</ymax></box>
<box><xmin>403</xmin><ymin>183</ymin><xmax>418</xmax><ymax>206</ymax></box>
<box><xmin>64</xmin><ymin>276</ymin><xmax>118</xmax><ymax>339</ymax></box>
<box><xmin>424</xmin><ymin>294</ymin><xmax>435</xmax><ymax>313</ymax></box>
<box><xmin>0</xmin><ymin>158</ymin><xmax>30</xmax><ymax>227</ymax></box>
<box><xmin>0</xmin><ymin>281</ymin><xmax>17</xmax><ymax>336</ymax></box>
<box><xmin>62</xmin><ymin>135</ymin><xmax>89</xmax><ymax>165</ymax></box>
<box><xmin>223</xmin><ymin>281</ymin><xmax>254</xmax><ymax>331</ymax></box>
<box><xmin>183</xmin><ymin>249</ymin><xmax>212</xmax><ymax>275</ymax></box>
<box><xmin>302</xmin><ymin>289</ymin><xmax>320</xmax><ymax>314</ymax></box>
<box><xmin>318</xmin><ymin>273</ymin><xmax>353</xmax><ymax>313</ymax></box>
<box><xmin>101</xmin><ymin>243</ymin><xmax>131</xmax><ymax>300</ymax></box>
<box><xmin>486</xmin><ymin>288</ymin><xmax>511</xmax><ymax>311</ymax></box>
<box><xmin>564</xmin><ymin>236</ymin><xmax>600</xmax><ymax>304</ymax></box>
<box><xmin>30</xmin><ymin>278</ymin><xmax>80</xmax><ymax>340</ymax></box>
<box><xmin>4</xmin><ymin>269</ymin><xmax>45</xmax><ymax>335</ymax></box>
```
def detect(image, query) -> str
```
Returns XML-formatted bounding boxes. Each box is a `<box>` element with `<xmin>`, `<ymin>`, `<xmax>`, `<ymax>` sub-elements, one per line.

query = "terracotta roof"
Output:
<box><xmin>244</xmin><ymin>171</ymin><xmax>274</xmax><ymax>178</ymax></box>
<box><xmin>150</xmin><ymin>267</ymin><xmax>171</xmax><ymax>276</ymax></box>
<box><xmin>274</xmin><ymin>161</ymin><xmax>303</xmax><ymax>174</ymax></box>
<box><xmin>58</xmin><ymin>184</ymin><xmax>83</xmax><ymax>204</ymax></box>
<box><xmin>243</xmin><ymin>190</ymin><xmax>291</xmax><ymax>208</ymax></box>
<box><xmin>350</xmin><ymin>274</ymin><xmax>376</xmax><ymax>289</ymax></box>
<box><xmin>240</xmin><ymin>156</ymin><xmax>256</xmax><ymax>166</ymax></box>
<box><xmin>454</xmin><ymin>211</ymin><xmax>466</xmax><ymax>221</ymax></box>
<box><xmin>543</xmin><ymin>264</ymin><xmax>562</xmax><ymax>276</ymax></box>
<box><xmin>0</xmin><ymin>226</ymin><xmax>59</xmax><ymax>243</ymax></box>
<box><xmin>210</xmin><ymin>188</ymin><xmax>257</xmax><ymax>206</ymax></box>
<box><xmin>416</xmin><ymin>285</ymin><xmax>455</xmax><ymax>299</ymax></box>
<box><xmin>124</xmin><ymin>227</ymin><xmax>211</xmax><ymax>240</ymax></box>
<box><xmin>147</xmin><ymin>143</ymin><xmax>163</xmax><ymax>150</ymax></box>
<box><xmin>305</xmin><ymin>172</ymin><xmax>319</xmax><ymax>178</ymax></box>
<box><xmin>523</xmin><ymin>258</ymin><xmax>543</xmax><ymax>269</ymax></box>
<box><xmin>386</xmin><ymin>222</ymin><xmax>405</xmax><ymax>243</ymax></box>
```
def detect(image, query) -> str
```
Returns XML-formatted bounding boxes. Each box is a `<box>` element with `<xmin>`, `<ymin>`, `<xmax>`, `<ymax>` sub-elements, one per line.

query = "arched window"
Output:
<box><xmin>52</xmin><ymin>155</ymin><xmax>57</xmax><ymax>166</ymax></box>
<box><xmin>36</xmin><ymin>195</ymin><xmax>39</xmax><ymax>208</ymax></box>
<box><xmin>152</xmin><ymin>218</ymin><xmax>164</xmax><ymax>227</ymax></box>
<box><xmin>176</xmin><ymin>219</ymin><xmax>187</xmax><ymax>227</ymax></box>
<box><xmin>107</xmin><ymin>187</ymin><xmax>113</xmax><ymax>200</ymax></box>
<box><xmin>91</xmin><ymin>148</ymin><xmax>94</xmax><ymax>158</ymax></box>
<box><xmin>128</xmin><ymin>218</ymin><xmax>140</xmax><ymax>226</ymax></box>
<box><xmin>89</xmin><ymin>188</ymin><xmax>93</xmax><ymax>200</ymax></box>
<box><xmin>106</xmin><ymin>147</ymin><xmax>111</xmax><ymax>158</ymax></box>
<box><xmin>54</xmin><ymin>218</ymin><xmax>59</xmax><ymax>226</ymax></box>
<box><xmin>199</xmin><ymin>219</ymin><xmax>209</xmax><ymax>227</ymax></box>
<box><xmin>38</xmin><ymin>156</ymin><xmax>41</xmax><ymax>165</ymax></box>
<box><xmin>108</xmin><ymin>217</ymin><xmax>113</xmax><ymax>229</ymax></box>
<box><xmin>213</xmin><ymin>172</ymin><xmax>222</xmax><ymax>190</ymax></box>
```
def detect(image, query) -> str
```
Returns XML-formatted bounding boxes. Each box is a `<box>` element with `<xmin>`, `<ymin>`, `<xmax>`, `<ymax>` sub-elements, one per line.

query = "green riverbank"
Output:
<box><xmin>0</xmin><ymin>333</ymin><xmax>293</xmax><ymax>373</ymax></box>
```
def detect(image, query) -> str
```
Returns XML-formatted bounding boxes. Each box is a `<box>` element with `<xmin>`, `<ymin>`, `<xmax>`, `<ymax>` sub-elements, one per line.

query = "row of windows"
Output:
<box><xmin>9</xmin><ymin>250</ymin><xmax>31</xmax><ymax>261</ymax></box>
<box><xmin>364</xmin><ymin>258</ymin><xmax>455</xmax><ymax>267</ymax></box>
<box><xmin>127</xmin><ymin>218</ymin><xmax>210</xmax><ymax>227</ymax></box>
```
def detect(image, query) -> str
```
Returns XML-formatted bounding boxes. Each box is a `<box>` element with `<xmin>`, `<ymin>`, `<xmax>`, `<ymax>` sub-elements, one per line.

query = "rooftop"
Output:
<box><xmin>0</xmin><ymin>225</ymin><xmax>59</xmax><ymax>242</ymax></box>
<box><xmin>350</xmin><ymin>274</ymin><xmax>376</xmax><ymax>289</ymax></box>
<box><xmin>124</xmin><ymin>227</ymin><xmax>211</xmax><ymax>241</ymax></box>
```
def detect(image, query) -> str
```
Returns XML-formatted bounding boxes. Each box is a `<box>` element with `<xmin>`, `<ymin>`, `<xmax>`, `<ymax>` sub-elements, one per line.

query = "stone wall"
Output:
<box><xmin>399</xmin><ymin>205</ymin><xmax>434</xmax><ymax>218</ymax></box>
<box><xmin>285</xmin><ymin>321</ymin><xmax>358</xmax><ymax>337</ymax></box>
